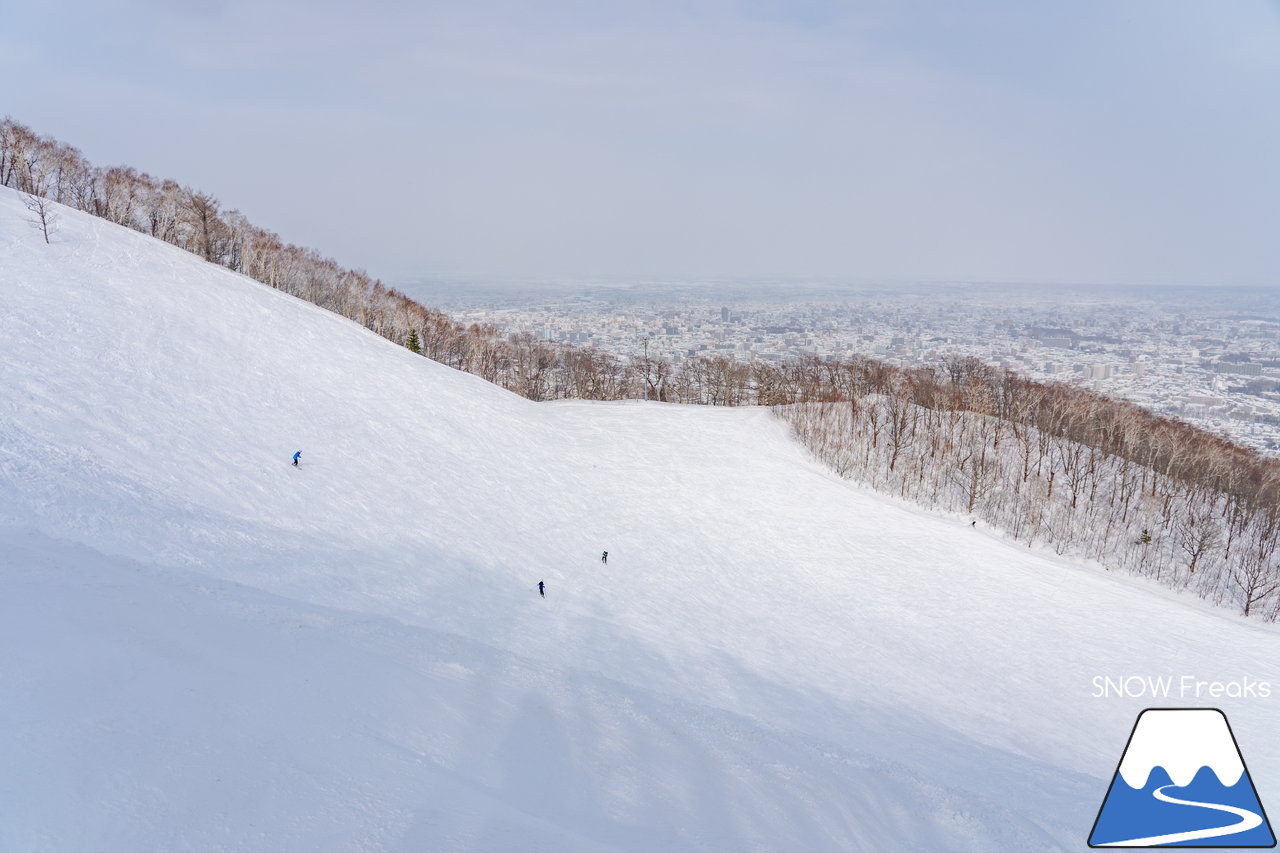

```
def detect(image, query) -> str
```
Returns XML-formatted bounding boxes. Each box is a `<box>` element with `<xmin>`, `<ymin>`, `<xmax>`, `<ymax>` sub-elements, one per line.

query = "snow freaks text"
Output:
<box><xmin>1092</xmin><ymin>676</ymin><xmax>1272</xmax><ymax>699</ymax></box>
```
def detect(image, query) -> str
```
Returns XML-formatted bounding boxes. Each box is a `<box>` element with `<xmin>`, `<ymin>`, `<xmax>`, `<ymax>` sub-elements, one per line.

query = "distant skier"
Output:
<box><xmin>971</xmin><ymin>520</ymin><xmax>976</xmax><ymax>529</ymax></box>
<box><xmin>538</xmin><ymin>581</ymin><xmax>545</xmax><ymax>598</ymax></box>
<box><xmin>292</xmin><ymin>451</ymin><xmax>301</xmax><ymax>467</ymax></box>
<box><xmin>601</xmin><ymin>551</ymin><xmax>608</xmax><ymax>565</ymax></box>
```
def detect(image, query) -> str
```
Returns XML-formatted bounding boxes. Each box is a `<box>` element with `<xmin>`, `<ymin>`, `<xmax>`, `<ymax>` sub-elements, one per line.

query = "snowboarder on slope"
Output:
<box><xmin>292</xmin><ymin>451</ymin><xmax>302</xmax><ymax>467</ymax></box>
<box><xmin>538</xmin><ymin>581</ymin><xmax>545</xmax><ymax>598</ymax></box>
<box><xmin>601</xmin><ymin>551</ymin><xmax>608</xmax><ymax>565</ymax></box>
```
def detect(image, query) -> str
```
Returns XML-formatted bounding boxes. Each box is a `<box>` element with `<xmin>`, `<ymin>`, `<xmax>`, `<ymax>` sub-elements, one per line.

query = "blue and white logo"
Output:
<box><xmin>1089</xmin><ymin>708</ymin><xmax>1275</xmax><ymax>847</ymax></box>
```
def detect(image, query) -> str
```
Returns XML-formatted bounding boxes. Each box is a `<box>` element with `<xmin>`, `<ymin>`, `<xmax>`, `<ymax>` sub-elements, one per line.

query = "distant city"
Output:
<box><xmin>400</xmin><ymin>280</ymin><xmax>1280</xmax><ymax>455</ymax></box>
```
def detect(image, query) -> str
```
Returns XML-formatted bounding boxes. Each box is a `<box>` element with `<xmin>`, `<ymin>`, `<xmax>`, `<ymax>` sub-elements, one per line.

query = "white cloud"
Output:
<box><xmin>4</xmin><ymin>0</ymin><xmax>1279</xmax><ymax>284</ymax></box>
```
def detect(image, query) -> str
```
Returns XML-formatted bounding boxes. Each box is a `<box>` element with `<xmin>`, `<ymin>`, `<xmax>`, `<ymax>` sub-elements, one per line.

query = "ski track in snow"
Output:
<box><xmin>2</xmin><ymin>186</ymin><xmax>1279</xmax><ymax>851</ymax></box>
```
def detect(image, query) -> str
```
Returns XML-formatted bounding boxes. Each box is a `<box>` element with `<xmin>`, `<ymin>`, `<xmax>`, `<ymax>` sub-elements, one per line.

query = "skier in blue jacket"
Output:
<box><xmin>292</xmin><ymin>451</ymin><xmax>301</xmax><ymax>467</ymax></box>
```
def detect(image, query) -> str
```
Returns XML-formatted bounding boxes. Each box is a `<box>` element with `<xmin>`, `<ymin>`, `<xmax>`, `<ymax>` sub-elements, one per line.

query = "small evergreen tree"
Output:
<box><xmin>407</xmin><ymin>329</ymin><xmax>421</xmax><ymax>353</ymax></box>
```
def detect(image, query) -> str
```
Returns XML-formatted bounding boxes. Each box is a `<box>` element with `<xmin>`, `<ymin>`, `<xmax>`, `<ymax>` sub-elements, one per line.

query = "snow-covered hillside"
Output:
<box><xmin>2</xmin><ymin>185</ymin><xmax>1278</xmax><ymax>852</ymax></box>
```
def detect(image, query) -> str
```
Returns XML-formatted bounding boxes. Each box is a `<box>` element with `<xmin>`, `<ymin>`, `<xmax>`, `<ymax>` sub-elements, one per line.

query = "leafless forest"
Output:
<box><xmin>769</xmin><ymin>358</ymin><xmax>1280</xmax><ymax>620</ymax></box>
<box><xmin>6</xmin><ymin>117</ymin><xmax>1279</xmax><ymax>619</ymax></box>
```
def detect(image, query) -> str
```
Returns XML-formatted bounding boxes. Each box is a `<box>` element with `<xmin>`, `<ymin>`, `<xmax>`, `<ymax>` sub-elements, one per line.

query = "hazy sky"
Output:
<box><xmin>4</xmin><ymin>1</ymin><xmax>1280</xmax><ymax>286</ymax></box>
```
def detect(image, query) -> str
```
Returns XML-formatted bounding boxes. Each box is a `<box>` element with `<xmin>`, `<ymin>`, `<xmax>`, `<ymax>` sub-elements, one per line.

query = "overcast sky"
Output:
<box><xmin>4</xmin><ymin>1</ymin><xmax>1280</xmax><ymax>286</ymax></box>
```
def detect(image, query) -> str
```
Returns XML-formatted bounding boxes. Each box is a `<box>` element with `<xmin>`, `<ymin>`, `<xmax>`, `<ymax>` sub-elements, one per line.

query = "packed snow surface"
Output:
<box><xmin>2</xmin><ymin>186</ymin><xmax>1278</xmax><ymax>851</ymax></box>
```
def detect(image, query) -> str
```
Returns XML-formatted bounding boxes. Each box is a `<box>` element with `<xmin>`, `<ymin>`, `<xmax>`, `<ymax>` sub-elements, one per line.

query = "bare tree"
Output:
<box><xmin>1174</xmin><ymin>496</ymin><xmax>1222</xmax><ymax>575</ymax></box>
<box><xmin>884</xmin><ymin>377</ymin><xmax>918</xmax><ymax>473</ymax></box>
<box><xmin>21</xmin><ymin>192</ymin><xmax>58</xmax><ymax>243</ymax></box>
<box><xmin>1227</xmin><ymin>515</ymin><xmax>1280</xmax><ymax>617</ymax></box>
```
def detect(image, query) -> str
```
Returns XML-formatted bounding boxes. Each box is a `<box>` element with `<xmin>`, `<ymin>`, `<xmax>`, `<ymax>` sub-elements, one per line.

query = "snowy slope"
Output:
<box><xmin>2</xmin><ymin>185</ymin><xmax>1278</xmax><ymax>852</ymax></box>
